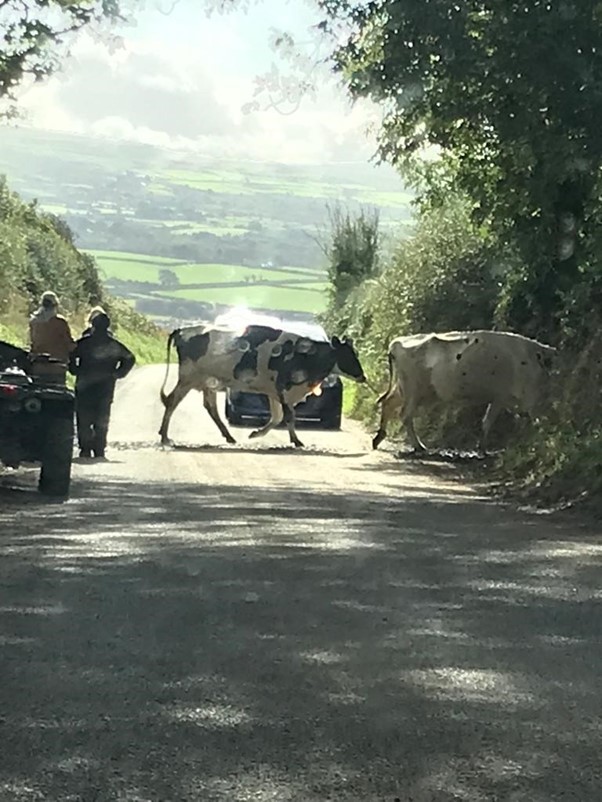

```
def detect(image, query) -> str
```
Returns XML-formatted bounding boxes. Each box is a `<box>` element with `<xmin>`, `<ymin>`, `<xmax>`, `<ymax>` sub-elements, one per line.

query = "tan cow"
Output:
<box><xmin>372</xmin><ymin>330</ymin><xmax>556</xmax><ymax>452</ymax></box>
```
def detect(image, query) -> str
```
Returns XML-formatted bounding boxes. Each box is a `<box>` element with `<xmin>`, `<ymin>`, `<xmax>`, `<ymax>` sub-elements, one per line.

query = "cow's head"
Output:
<box><xmin>331</xmin><ymin>336</ymin><xmax>366</xmax><ymax>382</ymax></box>
<box><xmin>536</xmin><ymin>345</ymin><xmax>557</xmax><ymax>373</ymax></box>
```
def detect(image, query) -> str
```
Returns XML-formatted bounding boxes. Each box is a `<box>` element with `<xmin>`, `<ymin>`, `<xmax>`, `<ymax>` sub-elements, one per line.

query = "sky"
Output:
<box><xmin>14</xmin><ymin>0</ymin><xmax>384</xmax><ymax>165</ymax></box>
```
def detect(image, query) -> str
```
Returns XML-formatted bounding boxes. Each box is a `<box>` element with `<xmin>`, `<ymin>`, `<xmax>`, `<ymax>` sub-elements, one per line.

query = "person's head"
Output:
<box><xmin>40</xmin><ymin>291</ymin><xmax>59</xmax><ymax>310</ymax></box>
<box><xmin>87</xmin><ymin>305</ymin><xmax>106</xmax><ymax>326</ymax></box>
<box><xmin>91</xmin><ymin>312</ymin><xmax>111</xmax><ymax>334</ymax></box>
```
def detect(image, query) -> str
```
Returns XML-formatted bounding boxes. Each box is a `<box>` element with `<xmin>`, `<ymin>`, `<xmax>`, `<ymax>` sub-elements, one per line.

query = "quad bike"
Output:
<box><xmin>0</xmin><ymin>341</ymin><xmax>74</xmax><ymax>497</ymax></box>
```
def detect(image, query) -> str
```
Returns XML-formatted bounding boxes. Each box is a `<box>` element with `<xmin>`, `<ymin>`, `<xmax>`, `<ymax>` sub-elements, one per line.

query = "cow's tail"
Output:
<box><xmin>160</xmin><ymin>329</ymin><xmax>178</xmax><ymax>407</ymax></box>
<box><xmin>376</xmin><ymin>348</ymin><xmax>396</xmax><ymax>407</ymax></box>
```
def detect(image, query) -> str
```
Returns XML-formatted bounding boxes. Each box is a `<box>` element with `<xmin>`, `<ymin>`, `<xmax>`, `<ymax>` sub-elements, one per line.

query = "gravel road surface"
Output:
<box><xmin>1</xmin><ymin>366</ymin><xmax>601</xmax><ymax>801</ymax></box>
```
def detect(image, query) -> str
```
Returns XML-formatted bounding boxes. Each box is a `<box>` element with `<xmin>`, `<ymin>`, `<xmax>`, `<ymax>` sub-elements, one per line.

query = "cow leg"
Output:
<box><xmin>372</xmin><ymin>388</ymin><xmax>402</xmax><ymax>450</ymax></box>
<box><xmin>282</xmin><ymin>400</ymin><xmax>304</xmax><ymax>448</ymax></box>
<box><xmin>404</xmin><ymin>413</ymin><xmax>427</xmax><ymax>452</ymax></box>
<box><xmin>203</xmin><ymin>389</ymin><xmax>236</xmax><ymax>444</ymax></box>
<box><xmin>479</xmin><ymin>402</ymin><xmax>502</xmax><ymax>453</ymax></box>
<box><xmin>401</xmin><ymin>394</ymin><xmax>427</xmax><ymax>452</ymax></box>
<box><xmin>159</xmin><ymin>381</ymin><xmax>192</xmax><ymax>445</ymax></box>
<box><xmin>249</xmin><ymin>396</ymin><xmax>284</xmax><ymax>440</ymax></box>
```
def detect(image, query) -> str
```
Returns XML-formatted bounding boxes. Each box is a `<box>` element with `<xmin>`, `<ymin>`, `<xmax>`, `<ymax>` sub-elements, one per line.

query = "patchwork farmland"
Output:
<box><xmin>0</xmin><ymin>126</ymin><xmax>414</xmax><ymax>326</ymax></box>
<box><xmin>92</xmin><ymin>250</ymin><xmax>329</xmax><ymax>323</ymax></box>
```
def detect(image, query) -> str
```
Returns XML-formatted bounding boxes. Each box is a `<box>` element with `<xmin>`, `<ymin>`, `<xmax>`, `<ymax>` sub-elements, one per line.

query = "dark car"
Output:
<box><xmin>0</xmin><ymin>348</ymin><xmax>74</xmax><ymax>497</ymax></box>
<box><xmin>223</xmin><ymin>319</ymin><xmax>343</xmax><ymax>430</ymax></box>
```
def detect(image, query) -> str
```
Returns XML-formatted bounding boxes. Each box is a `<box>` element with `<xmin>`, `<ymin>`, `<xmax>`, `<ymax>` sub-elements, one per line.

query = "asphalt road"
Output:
<box><xmin>1</xmin><ymin>366</ymin><xmax>601</xmax><ymax>801</ymax></box>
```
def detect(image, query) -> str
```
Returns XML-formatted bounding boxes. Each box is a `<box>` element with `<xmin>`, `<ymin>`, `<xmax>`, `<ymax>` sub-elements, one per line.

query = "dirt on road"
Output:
<box><xmin>1</xmin><ymin>366</ymin><xmax>601</xmax><ymax>801</ymax></box>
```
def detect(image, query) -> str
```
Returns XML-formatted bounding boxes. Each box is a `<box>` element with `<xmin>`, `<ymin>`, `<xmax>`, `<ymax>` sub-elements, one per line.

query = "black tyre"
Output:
<box><xmin>39</xmin><ymin>411</ymin><xmax>74</xmax><ymax>497</ymax></box>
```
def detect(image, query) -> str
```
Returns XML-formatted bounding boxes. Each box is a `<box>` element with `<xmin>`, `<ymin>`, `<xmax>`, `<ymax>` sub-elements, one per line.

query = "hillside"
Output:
<box><xmin>0</xmin><ymin>126</ymin><xmax>414</xmax><ymax>327</ymax></box>
<box><xmin>0</xmin><ymin>177</ymin><xmax>165</xmax><ymax>363</ymax></box>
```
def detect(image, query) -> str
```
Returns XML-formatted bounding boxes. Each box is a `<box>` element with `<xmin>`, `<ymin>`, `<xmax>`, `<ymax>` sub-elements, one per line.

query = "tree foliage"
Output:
<box><xmin>0</xmin><ymin>175</ymin><xmax>104</xmax><ymax>313</ymax></box>
<box><xmin>319</xmin><ymin>0</ymin><xmax>602</xmax><ymax>340</ymax></box>
<box><xmin>324</xmin><ymin>197</ymin><xmax>499</xmax><ymax>370</ymax></box>
<box><xmin>0</xmin><ymin>0</ymin><xmax>122</xmax><ymax>104</ymax></box>
<box><xmin>317</xmin><ymin>204</ymin><xmax>380</xmax><ymax>341</ymax></box>
<box><xmin>159</xmin><ymin>268</ymin><xmax>180</xmax><ymax>289</ymax></box>
<box><xmin>321</xmin><ymin>196</ymin><xmax>504</xmax><ymax>445</ymax></box>
<box><xmin>324</xmin><ymin>204</ymin><xmax>380</xmax><ymax>305</ymax></box>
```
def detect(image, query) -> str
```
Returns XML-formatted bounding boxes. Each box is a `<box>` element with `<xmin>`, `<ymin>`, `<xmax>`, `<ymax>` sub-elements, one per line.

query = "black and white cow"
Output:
<box><xmin>158</xmin><ymin>322</ymin><xmax>366</xmax><ymax>447</ymax></box>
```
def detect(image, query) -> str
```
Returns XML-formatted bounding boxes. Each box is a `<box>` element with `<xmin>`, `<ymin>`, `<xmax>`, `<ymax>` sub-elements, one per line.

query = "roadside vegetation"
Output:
<box><xmin>0</xmin><ymin>178</ymin><xmax>165</xmax><ymax>364</ymax></box>
<box><xmin>316</xmin><ymin>0</ymin><xmax>602</xmax><ymax>510</ymax></box>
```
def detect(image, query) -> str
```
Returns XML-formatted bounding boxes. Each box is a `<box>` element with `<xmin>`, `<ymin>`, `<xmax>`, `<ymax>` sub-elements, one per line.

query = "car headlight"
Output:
<box><xmin>322</xmin><ymin>374</ymin><xmax>339</xmax><ymax>388</ymax></box>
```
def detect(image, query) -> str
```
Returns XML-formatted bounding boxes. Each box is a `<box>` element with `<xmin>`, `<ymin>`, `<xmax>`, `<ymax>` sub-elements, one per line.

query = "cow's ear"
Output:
<box><xmin>331</xmin><ymin>335</ymin><xmax>341</xmax><ymax>347</ymax></box>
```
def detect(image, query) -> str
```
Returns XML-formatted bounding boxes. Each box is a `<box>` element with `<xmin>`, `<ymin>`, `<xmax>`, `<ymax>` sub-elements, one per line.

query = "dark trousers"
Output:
<box><xmin>76</xmin><ymin>381</ymin><xmax>115</xmax><ymax>456</ymax></box>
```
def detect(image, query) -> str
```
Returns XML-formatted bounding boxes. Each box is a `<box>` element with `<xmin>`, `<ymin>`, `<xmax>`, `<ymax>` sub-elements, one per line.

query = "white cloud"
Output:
<box><xmin>14</xmin><ymin>6</ymin><xmax>381</xmax><ymax>165</ymax></box>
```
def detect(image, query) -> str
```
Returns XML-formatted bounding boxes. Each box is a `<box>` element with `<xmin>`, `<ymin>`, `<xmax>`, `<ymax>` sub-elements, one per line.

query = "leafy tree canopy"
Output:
<box><xmin>0</xmin><ymin>0</ymin><xmax>123</xmax><ymax>104</ymax></box>
<box><xmin>317</xmin><ymin>0</ymin><xmax>602</xmax><ymax>337</ymax></box>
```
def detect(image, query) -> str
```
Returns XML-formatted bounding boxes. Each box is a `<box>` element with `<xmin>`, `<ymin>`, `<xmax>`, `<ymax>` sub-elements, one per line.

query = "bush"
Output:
<box><xmin>324</xmin><ymin>198</ymin><xmax>503</xmax><ymax>444</ymax></box>
<box><xmin>0</xmin><ymin>176</ymin><xmax>164</xmax><ymax>365</ymax></box>
<box><xmin>496</xmin><ymin>326</ymin><xmax>602</xmax><ymax>508</ymax></box>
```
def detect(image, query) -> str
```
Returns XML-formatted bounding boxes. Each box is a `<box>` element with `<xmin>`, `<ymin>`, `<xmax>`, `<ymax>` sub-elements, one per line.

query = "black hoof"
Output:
<box><xmin>372</xmin><ymin>431</ymin><xmax>384</xmax><ymax>450</ymax></box>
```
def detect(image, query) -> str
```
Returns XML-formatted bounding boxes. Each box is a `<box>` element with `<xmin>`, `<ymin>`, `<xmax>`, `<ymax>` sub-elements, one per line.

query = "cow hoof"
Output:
<box><xmin>160</xmin><ymin>437</ymin><xmax>174</xmax><ymax>448</ymax></box>
<box><xmin>293</xmin><ymin>440</ymin><xmax>304</xmax><ymax>449</ymax></box>
<box><xmin>372</xmin><ymin>428</ymin><xmax>387</xmax><ymax>450</ymax></box>
<box><xmin>225</xmin><ymin>436</ymin><xmax>236</xmax><ymax>445</ymax></box>
<box><xmin>248</xmin><ymin>429</ymin><xmax>261</xmax><ymax>440</ymax></box>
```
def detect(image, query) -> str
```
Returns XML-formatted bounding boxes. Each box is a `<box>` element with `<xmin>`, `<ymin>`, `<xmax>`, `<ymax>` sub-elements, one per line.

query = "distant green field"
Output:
<box><xmin>161</xmin><ymin>284</ymin><xmax>328</xmax><ymax>315</ymax></box>
<box><xmin>164</xmin><ymin>169</ymin><xmax>341</xmax><ymax>200</ymax></box>
<box><xmin>91</xmin><ymin>251</ymin><xmax>319</xmax><ymax>285</ymax></box>
<box><xmin>161</xmin><ymin>167</ymin><xmax>413</xmax><ymax>210</ymax></box>
<box><xmin>135</xmin><ymin>219</ymin><xmax>250</xmax><ymax>236</ymax></box>
<box><xmin>40</xmin><ymin>203</ymin><xmax>69</xmax><ymax>215</ymax></box>
<box><xmin>90</xmin><ymin>250</ymin><xmax>184</xmax><ymax>265</ymax></box>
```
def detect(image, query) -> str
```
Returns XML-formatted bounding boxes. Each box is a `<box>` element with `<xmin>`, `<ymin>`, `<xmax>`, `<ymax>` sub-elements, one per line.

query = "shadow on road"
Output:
<box><xmin>1</xmin><ymin>475</ymin><xmax>601</xmax><ymax>800</ymax></box>
<box><xmin>169</xmin><ymin>442</ymin><xmax>368</xmax><ymax>459</ymax></box>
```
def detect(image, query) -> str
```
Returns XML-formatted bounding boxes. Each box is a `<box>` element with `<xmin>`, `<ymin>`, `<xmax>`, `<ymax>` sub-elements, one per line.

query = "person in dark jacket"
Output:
<box><xmin>81</xmin><ymin>305</ymin><xmax>110</xmax><ymax>337</ymax></box>
<box><xmin>69</xmin><ymin>312</ymin><xmax>135</xmax><ymax>459</ymax></box>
